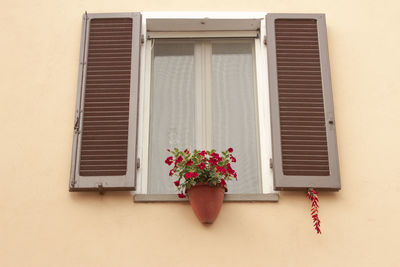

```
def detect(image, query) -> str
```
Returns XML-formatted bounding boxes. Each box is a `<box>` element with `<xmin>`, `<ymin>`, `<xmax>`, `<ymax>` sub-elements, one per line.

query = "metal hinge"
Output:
<box><xmin>269</xmin><ymin>158</ymin><xmax>273</xmax><ymax>169</ymax></box>
<box><xmin>136</xmin><ymin>158</ymin><xmax>141</xmax><ymax>169</ymax></box>
<box><xmin>141</xmin><ymin>34</ymin><xmax>145</xmax><ymax>44</ymax></box>
<box><xmin>264</xmin><ymin>35</ymin><xmax>267</xmax><ymax>45</ymax></box>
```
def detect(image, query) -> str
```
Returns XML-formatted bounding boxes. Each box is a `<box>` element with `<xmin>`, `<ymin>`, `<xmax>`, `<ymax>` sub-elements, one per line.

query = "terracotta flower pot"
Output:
<box><xmin>187</xmin><ymin>183</ymin><xmax>226</xmax><ymax>224</ymax></box>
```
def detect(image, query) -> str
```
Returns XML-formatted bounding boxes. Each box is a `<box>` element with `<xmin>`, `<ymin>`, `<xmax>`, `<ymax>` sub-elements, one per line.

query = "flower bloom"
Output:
<box><xmin>186</xmin><ymin>160</ymin><xmax>193</xmax><ymax>166</ymax></box>
<box><xmin>199</xmin><ymin>151</ymin><xmax>207</xmax><ymax>157</ymax></box>
<box><xmin>173</xmin><ymin>180</ymin><xmax>180</xmax><ymax>186</ymax></box>
<box><xmin>209</xmin><ymin>157</ymin><xmax>218</xmax><ymax>166</ymax></box>
<box><xmin>226</xmin><ymin>163</ymin><xmax>235</xmax><ymax>175</ymax></box>
<box><xmin>175</xmin><ymin>156</ymin><xmax>183</xmax><ymax>164</ymax></box>
<box><xmin>228</xmin><ymin>148</ymin><xmax>233</xmax><ymax>153</ymax></box>
<box><xmin>184</xmin><ymin>149</ymin><xmax>189</xmax><ymax>154</ymax></box>
<box><xmin>184</xmin><ymin>172</ymin><xmax>198</xmax><ymax>179</ymax></box>
<box><xmin>211</xmin><ymin>152</ymin><xmax>219</xmax><ymax>158</ymax></box>
<box><xmin>178</xmin><ymin>193</ymin><xmax>186</xmax><ymax>199</ymax></box>
<box><xmin>169</xmin><ymin>169</ymin><xmax>174</xmax><ymax>176</ymax></box>
<box><xmin>165</xmin><ymin>156</ymin><xmax>173</xmax><ymax>166</ymax></box>
<box><xmin>198</xmin><ymin>162</ymin><xmax>206</xmax><ymax>170</ymax></box>
<box><xmin>220</xmin><ymin>179</ymin><xmax>226</xmax><ymax>187</ymax></box>
<box><xmin>216</xmin><ymin>166</ymin><xmax>226</xmax><ymax>174</ymax></box>
<box><xmin>230</xmin><ymin>155</ymin><xmax>236</xmax><ymax>162</ymax></box>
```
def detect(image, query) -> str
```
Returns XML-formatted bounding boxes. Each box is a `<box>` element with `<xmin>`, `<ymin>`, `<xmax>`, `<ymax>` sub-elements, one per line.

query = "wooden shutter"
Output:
<box><xmin>70</xmin><ymin>12</ymin><xmax>141</xmax><ymax>192</ymax></box>
<box><xmin>266</xmin><ymin>13</ymin><xmax>340</xmax><ymax>190</ymax></box>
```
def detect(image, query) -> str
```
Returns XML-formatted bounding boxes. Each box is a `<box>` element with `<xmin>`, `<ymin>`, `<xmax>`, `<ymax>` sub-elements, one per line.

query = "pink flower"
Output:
<box><xmin>228</xmin><ymin>148</ymin><xmax>233</xmax><ymax>153</ymax></box>
<box><xmin>165</xmin><ymin>156</ymin><xmax>173</xmax><ymax>166</ymax></box>
<box><xmin>198</xmin><ymin>162</ymin><xmax>206</xmax><ymax>170</ymax></box>
<box><xmin>220</xmin><ymin>179</ymin><xmax>226</xmax><ymax>187</ymax></box>
<box><xmin>174</xmin><ymin>180</ymin><xmax>180</xmax><ymax>186</ymax></box>
<box><xmin>186</xmin><ymin>160</ymin><xmax>193</xmax><ymax>166</ymax></box>
<box><xmin>178</xmin><ymin>193</ymin><xmax>186</xmax><ymax>199</ymax></box>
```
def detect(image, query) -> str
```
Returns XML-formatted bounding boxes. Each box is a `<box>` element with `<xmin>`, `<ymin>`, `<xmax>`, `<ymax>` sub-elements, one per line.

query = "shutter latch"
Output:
<box><xmin>98</xmin><ymin>184</ymin><xmax>104</xmax><ymax>195</ymax></box>
<box><xmin>74</xmin><ymin>112</ymin><xmax>80</xmax><ymax>133</ymax></box>
<box><xmin>136</xmin><ymin>158</ymin><xmax>141</xmax><ymax>169</ymax></box>
<box><xmin>269</xmin><ymin>158</ymin><xmax>273</xmax><ymax>169</ymax></box>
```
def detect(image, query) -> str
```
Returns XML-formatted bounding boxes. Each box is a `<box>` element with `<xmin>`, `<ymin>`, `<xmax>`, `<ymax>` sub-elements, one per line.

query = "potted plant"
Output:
<box><xmin>165</xmin><ymin>148</ymin><xmax>237</xmax><ymax>223</ymax></box>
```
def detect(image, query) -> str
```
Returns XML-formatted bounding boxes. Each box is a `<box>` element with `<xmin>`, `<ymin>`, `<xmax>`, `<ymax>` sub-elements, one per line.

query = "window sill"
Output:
<box><xmin>133</xmin><ymin>193</ymin><xmax>279</xmax><ymax>202</ymax></box>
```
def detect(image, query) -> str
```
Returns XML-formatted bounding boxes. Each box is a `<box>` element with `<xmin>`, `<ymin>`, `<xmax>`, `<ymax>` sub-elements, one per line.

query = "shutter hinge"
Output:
<box><xmin>98</xmin><ymin>184</ymin><xmax>105</xmax><ymax>195</ymax></box>
<box><xmin>269</xmin><ymin>158</ymin><xmax>273</xmax><ymax>169</ymax></box>
<box><xmin>264</xmin><ymin>35</ymin><xmax>267</xmax><ymax>45</ymax></box>
<box><xmin>136</xmin><ymin>158</ymin><xmax>140</xmax><ymax>169</ymax></box>
<box><xmin>141</xmin><ymin>34</ymin><xmax>145</xmax><ymax>44</ymax></box>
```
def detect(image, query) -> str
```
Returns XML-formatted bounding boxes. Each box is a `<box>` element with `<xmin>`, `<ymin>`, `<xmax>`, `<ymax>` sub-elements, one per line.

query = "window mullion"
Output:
<box><xmin>194</xmin><ymin>42</ymin><xmax>204</xmax><ymax>150</ymax></box>
<box><xmin>203</xmin><ymin>41</ymin><xmax>213</xmax><ymax>150</ymax></box>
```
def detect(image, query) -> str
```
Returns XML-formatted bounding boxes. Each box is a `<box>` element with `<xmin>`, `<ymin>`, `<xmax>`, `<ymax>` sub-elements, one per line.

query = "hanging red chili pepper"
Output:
<box><xmin>306</xmin><ymin>188</ymin><xmax>321</xmax><ymax>234</ymax></box>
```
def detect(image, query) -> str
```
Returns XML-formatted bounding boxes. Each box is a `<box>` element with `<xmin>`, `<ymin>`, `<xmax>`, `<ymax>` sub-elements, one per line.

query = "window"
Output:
<box><xmin>136</xmin><ymin>13</ymin><xmax>275</xmax><ymax>200</ymax></box>
<box><xmin>70</xmin><ymin>12</ymin><xmax>340</xmax><ymax>199</ymax></box>
<box><xmin>148</xmin><ymin>39</ymin><xmax>261</xmax><ymax>195</ymax></box>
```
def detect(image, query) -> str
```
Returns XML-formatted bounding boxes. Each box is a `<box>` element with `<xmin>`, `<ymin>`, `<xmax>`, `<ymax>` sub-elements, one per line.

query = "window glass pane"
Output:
<box><xmin>148</xmin><ymin>41</ymin><xmax>196</xmax><ymax>194</ymax></box>
<box><xmin>211</xmin><ymin>41</ymin><xmax>260</xmax><ymax>193</ymax></box>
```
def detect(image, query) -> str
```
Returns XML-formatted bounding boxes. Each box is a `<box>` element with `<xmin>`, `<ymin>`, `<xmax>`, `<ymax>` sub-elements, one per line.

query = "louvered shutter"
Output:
<box><xmin>70</xmin><ymin>13</ymin><xmax>141</xmax><ymax>191</ymax></box>
<box><xmin>266</xmin><ymin>13</ymin><xmax>340</xmax><ymax>190</ymax></box>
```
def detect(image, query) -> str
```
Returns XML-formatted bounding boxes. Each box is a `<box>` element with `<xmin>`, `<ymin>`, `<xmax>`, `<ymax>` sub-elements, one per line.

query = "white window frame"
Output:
<box><xmin>134</xmin><ymin>12</ymin><xmax>278</xmax><ymax>202</ymax></box>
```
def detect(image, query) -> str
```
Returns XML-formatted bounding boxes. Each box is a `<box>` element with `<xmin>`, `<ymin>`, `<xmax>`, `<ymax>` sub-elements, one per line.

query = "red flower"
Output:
<box><xmin>198</xmin><ymin>162</ymin><xmax>206</xmax><ymax>170</ymax></box>
<box><xmin>233</xmin><ymin>173</ymin><xmax>237</xmax><ymax>180</ymax></box>
<box><xmin>199</xmin><ymin>151</ymin><xmax>207</xmax><ymax>157</ymax></box>
<box><xmin>228</xmin><ymin>148</ymin><xmax>233</xmax><ymax>153</ymax></box>
<box><xmin>211</xmin><ymin>152</ymin><xmax>219</xmax><ymax>158</ymax></box>
<box><xmin>184</xmin><ymin>149</ymin><xmax>189</xmax><ymax>154</ymax></box>
<box><xmin>186</xmin><ymin>160</ymin><xmax>193</xmax><ymax>166</ymax></box>
<box><xmin>174</xmin><ymin>180</ymin><xmax>180</xmax><ymax>186</ymax></box>
<box><xmin>178</xmin><ymin>193</ymin><xmax>186</xmax><ymax>199</ymax></box>
<box><xmin>165</xmin><ymin>156</ymin><xmax>173</xmax><ymax>166</ymax></box>
<box><xmin>227</xmin><ymin>163</ymin><xmax>235</xmax><ymax>175</ymax></box>
<box><xmin>216</xmin><ymin>166</ymin><xmax>226</xmax><ymax>174</ymax></box>
<box><xmin>220</xmin><ymin>179</ymin><xmax>226</xmax><ymax>187</ymax></box>
<box><xmin>169</xmin><ymin>169</ymin><xmax>174</xmax><ymax>176</ymax></box>
<box><xmin>230</xmin><ymin>155</ymin><xmax>236</xmax><ymax>162</ymax></box>
<box><xmin>209</xmin><ymin>157</ymin><xmax>218</xmax><ymax>166</ymax></box>
<box><xmin>184</xmin><ymin>172</ymin><xmax>198</xmax><ymax>179</ymax></box>
<box><xmin>176</xmin><ymin>156</ymin><xmax>183</xmax><ymax>164</ymax></box>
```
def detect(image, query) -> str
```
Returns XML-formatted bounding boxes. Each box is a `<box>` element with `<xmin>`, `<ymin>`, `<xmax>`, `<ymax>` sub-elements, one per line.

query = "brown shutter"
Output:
<box><xmin>70</xmin><ymin>13</ymin><xmax>141</xmax><ymax>192</ymax></box>
<box><xmin>266</xmin><ymin>13</ymin><xmax>340</xmax><ymax>190</ymax></box>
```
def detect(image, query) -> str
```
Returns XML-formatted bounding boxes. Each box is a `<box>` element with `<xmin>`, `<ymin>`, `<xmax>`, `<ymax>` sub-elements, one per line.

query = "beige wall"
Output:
<box><xmin>1</xmin><ymin>0</ymin><xmax>400</xmax><ymax>266</ymax></box>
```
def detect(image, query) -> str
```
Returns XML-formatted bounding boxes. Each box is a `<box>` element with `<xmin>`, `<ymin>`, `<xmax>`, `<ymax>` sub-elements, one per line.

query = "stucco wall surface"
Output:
<box><xmin>1</xmin><ymin>0</ymin><xmax>400</xmax><ymax>266</ymax></box>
